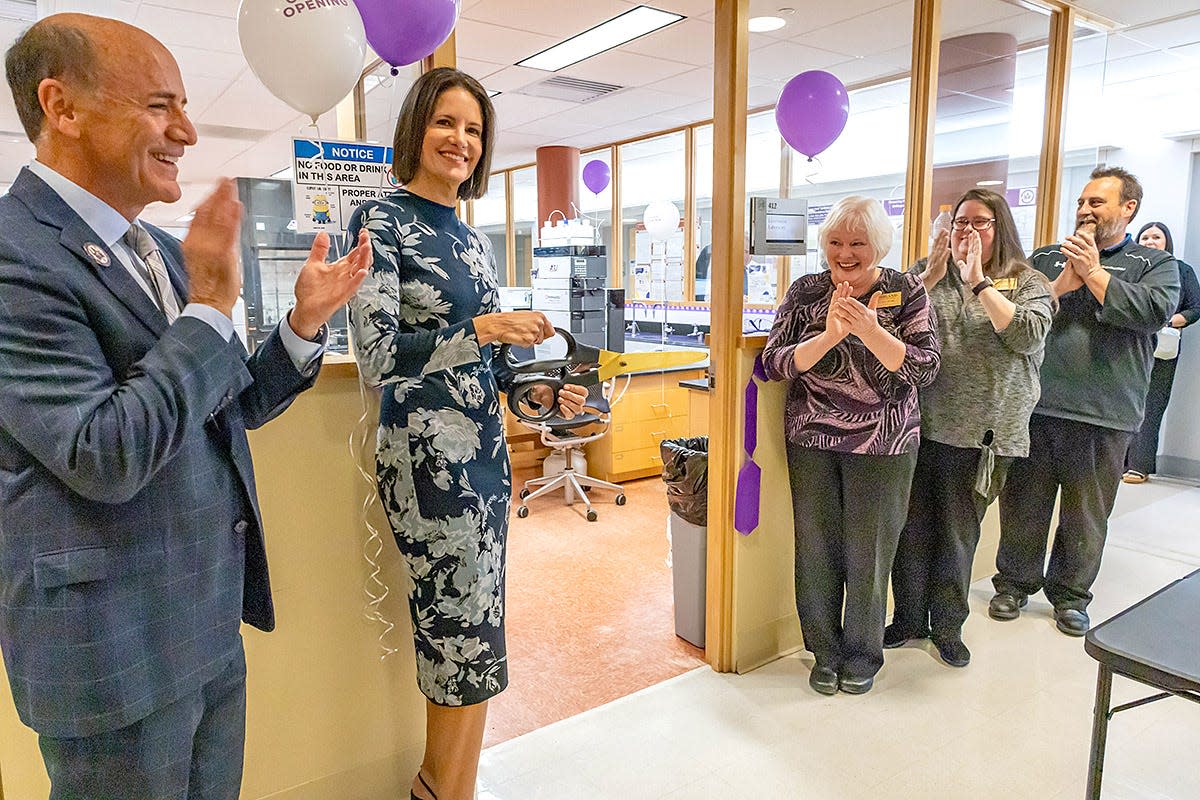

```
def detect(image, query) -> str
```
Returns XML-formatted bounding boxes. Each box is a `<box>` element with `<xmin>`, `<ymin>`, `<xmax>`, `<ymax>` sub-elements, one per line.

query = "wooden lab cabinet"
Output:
<box><xmin>585</xmin><ymin>369</ymin><xmax>706</xmax><ymax>483</ymax></box>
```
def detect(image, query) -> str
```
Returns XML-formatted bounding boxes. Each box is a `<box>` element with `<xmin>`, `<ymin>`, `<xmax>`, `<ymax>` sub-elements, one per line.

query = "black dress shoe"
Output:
<box><xmin>808</xmin><ymin>665</ymin><xmax>839</xmax><ymax>695</ymax></box>
<box><xmin>883</xmin><ymin>622</ymin><xmax>930</xmax><ymax>648</ymax></box>
<box><xmin>933</xmin><ymin>636</ymin><xmax>971</xmax><ymax>667</ymax></box>
<box><xmin>1054</xmin><ymin>607</ymin><xmax>1090</xmax><ymax>636</ymax></box>
<box><xmin>838</xmin><ymin>675</ymin><xmax>874</xmax><ymax>694</ymax></box>
<box><xmin>988</xmin><ymin>592</ymin><xmax>1028</xmax><ymax>620</ymax></box>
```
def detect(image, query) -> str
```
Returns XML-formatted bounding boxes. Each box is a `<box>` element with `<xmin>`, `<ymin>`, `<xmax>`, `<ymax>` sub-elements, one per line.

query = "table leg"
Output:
<box><xmin>1086</xmin><ymin>664</ymin><xmax>1113</xmax><ymax>799</ymax></box>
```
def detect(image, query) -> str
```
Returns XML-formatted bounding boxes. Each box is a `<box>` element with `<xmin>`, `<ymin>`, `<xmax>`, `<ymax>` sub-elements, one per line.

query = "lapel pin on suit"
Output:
<box><xmin>83</xmin><ymin>242</ymin><xmax>110</xmax><ymax>267</ymax></box>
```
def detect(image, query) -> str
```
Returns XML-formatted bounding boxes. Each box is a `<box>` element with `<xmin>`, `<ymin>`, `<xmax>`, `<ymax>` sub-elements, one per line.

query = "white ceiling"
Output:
<box><xmin>0</xmin><ymin>0</ymin><xmax>1197</xmax><ymax>225</ymax></box>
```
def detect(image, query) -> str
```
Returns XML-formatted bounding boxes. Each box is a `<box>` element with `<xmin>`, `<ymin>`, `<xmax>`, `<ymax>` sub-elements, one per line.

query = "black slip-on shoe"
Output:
<box><xmin>988</xmin><ymin>592</ymin><xmax>1028</xmax><ymax>621</ymax></box>
<box><xmin>933</xmin><ymin>637</ymin><xmax>971</xmax><ymax>667</ymax></box>
<box><xmin>1054</xmin><ymin>607</ymin><xmax>1090</xmax><ymax>636</ymax></box>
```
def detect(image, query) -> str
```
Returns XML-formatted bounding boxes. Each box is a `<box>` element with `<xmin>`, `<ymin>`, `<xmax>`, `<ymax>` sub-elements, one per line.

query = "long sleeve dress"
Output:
<box><xmin>347</xmin><ymin>189</ymin><xmax>515</xmax><ymax>706</ymax></box>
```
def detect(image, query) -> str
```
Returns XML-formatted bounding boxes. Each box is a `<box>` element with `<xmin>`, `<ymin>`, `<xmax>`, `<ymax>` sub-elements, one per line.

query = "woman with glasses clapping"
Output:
<box><xmin>886</xmin><ymin>189</ymin><xmax>1055</xmax><ymax>668</ymax></box>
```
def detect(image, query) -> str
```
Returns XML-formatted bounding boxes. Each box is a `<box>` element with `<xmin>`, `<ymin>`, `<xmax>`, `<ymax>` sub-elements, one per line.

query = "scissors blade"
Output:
<box><xmin>596</xmin><ymin>349</ymin><xmax>706</xmax><ymax>381</ymax></box>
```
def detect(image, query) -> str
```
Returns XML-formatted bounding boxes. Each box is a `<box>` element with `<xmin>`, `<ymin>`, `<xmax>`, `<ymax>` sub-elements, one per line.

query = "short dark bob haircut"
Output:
<box><xmin>391</xmin><ymin>67</ymin><xmax>495</xmax><ymax>201</ymax></box>
<box><xmin>1136</xmin><ymin>221</ymin><xmax>1174</xmax><ymax>254</ymax></box>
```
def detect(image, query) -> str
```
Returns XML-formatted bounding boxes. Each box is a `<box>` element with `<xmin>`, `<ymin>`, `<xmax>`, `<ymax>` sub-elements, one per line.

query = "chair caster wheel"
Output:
<box><xmin>517</xmin><ymin>506</ymin><xmax>529</xmax><ymax>518</ymax></box>
<box><xmin>586</xmin><ymin>510</ymin><xmax>598</xmax><ymax>522</ymax></box>
<box><xmin>615</xmin><ymin>494</ymin><xmax>627</xmax><ymax>506</ymax></box>
<box><xmin>519</xmin><ymin>488</ymin><xmax>530</xmax><ymax>499</ymax></box>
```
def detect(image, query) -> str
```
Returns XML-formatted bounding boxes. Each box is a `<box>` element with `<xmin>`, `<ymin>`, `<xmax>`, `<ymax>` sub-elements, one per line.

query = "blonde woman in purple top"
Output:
<box><xmin>763</xmin><ymin>196</ymin><xmax>940</xmax><ymax>695</ymax></box>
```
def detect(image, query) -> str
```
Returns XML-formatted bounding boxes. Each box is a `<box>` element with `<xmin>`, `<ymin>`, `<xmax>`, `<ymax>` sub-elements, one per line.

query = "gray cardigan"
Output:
<box><xmin>910</xmin><ymin>259</ymin><xmax>1054</xmax><ymax>457</ymax></box>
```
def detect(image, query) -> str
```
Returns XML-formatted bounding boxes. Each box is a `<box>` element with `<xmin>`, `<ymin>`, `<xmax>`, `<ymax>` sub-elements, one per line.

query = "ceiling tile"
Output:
<box><xmin>618</xmin><ymin>18</ymin><xmax>714</xmax><ymax>67</ymax></box>
<box><xmin>491</xmin><ymin>93</ymin><xmax>581</xmax><ymax>129</ymax></box>
<box><xmin>197</xmin><ymin>70</ymin><xmax>313</xmax><ymax>131</ymax></box>
<box><xmin>134</xmin><ymin>4</ymin><xmax>241</xmax><ymax>54</ymax></box>
<box><xmin>558</xmin><ymin>48</ymin><xmax>692</xmax><ymax>86</ymax></box>
<box><xmin>644</xmin><ymin>66</ymin><xmax>715</xmax><ymax>100</ymax></box>
<box><xmin>171</xmin><ymin>44</ymin><xmax>248</xmax><ymax>82</ymax></box>
<box><xmin>570</xmin><ymin>87</ymin><xmax>693</xmax><ymax>124</ymax></box>
<box><xmin>463</xmin><ymin>0</ymin><xmax>636</xmax><ymax>39</ymax></box>
<box><xmin>454</xmin><ymin>18</ymin><xmax>559</xmax><ymax>66</ymax></box>
<box><xmin>507</xmin><ymin>115</ymin><xmax>600</xmax><ymax>140</ymax></box>
<box><xmin>748</xmin><ymin>40</ymin><xmax>848</xmax><ymax>82</ymax></box>
<box><xmin>792</xmin><ymin>2</ymin><xmax>913</xmax><ymax>59</ymax></box>
<box><xmin>476</xmin><ymin>65</ymin><xmax>548</xmax><ymax>94</ymax></box>
<box><xmin>456</xmin><ymin>58</ymin><xmax>511</xmax><ymax>83</ymax></box>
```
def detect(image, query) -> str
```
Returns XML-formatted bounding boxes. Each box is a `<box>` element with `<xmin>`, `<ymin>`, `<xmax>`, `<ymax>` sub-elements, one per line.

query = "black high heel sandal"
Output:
<box><xmin>410</xmin><ymin>771</ymin><xmax>438</xmax><ymax>800</ymax></box>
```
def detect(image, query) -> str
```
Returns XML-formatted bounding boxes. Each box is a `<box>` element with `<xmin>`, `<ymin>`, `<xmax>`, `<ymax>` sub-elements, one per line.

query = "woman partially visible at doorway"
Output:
<box><xmin>888</xmin><ymin>189</ymin><xmax>1053</xmax><ymax>669</ymax></box>
<box><xmin>347</xmin><ymin>68</ymin><xmax>586</xmax><ymax>800</ymax></box>
<box><xmin>762</xmin><ymin>195</ymin><xmax>940</xmax><ymax>696</ymax></box>
<box><xmin>1123</xmin><ymin>221</ymin><xmax>1200</xmax><ymax>483</ymax></box>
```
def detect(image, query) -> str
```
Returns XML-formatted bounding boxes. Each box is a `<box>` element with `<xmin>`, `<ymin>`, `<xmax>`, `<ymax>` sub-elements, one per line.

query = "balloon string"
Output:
<box><xmin>348</xmin><ymin>351</ymin><xmax>399</xmax><ymax>660</ymax></box>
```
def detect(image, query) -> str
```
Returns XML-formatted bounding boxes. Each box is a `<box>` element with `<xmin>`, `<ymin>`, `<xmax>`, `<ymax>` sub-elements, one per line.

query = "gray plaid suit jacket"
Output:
<box><xmin>0</xmin><ymin>168</ymin><xmax>317</xmax><ymax>738</ymax></box>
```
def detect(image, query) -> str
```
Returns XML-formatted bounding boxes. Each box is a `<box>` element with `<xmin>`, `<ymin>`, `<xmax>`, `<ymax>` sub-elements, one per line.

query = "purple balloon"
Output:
<box><xmin>582</xmin><ymin>159</ymin><xmax>610</xmax><ymax>194</ymax></box>
<box><xmin>775</xmin><ymin>70</ymin><xmax>850</xmax><ymax>159</ymax></box>
<box><xmin>353</xmin><ymin>0</ymin><xmax>460</xmax><ymax>71</ymax></box>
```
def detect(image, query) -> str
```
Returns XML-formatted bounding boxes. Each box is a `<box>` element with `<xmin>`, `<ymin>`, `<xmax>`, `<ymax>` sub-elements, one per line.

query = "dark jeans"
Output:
<box><xmin>892</xmin><ymin>438</ymin><xmax>1012</xmax><ymax>641</ymax></box>
<box><xmin>1126</xmin><ymin>357</ymin><xmax>1177</xmax><ymax>475</ymax></box>
<box><xmin>786</xmin><ymin>444</ymin><xmax>918</xmax><ymax>680</ymax></box>
<box><xmin>995</xmin><ymin>415</ymin><xmax>1131</xmax><ymax>611</ymax></box>
<box><xmin>39</xmin><ymin>643</ymin><xmax>247</xmax><ymax>800</ymax></box>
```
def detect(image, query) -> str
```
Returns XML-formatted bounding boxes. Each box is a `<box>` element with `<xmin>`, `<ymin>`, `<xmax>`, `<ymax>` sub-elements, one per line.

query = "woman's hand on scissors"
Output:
<box><xmin>528</xmin><ymin>383</ymin><xmax>588</xmax><ymax>419</ymax></box>
<box><xmin>474</xmin><ymin>311</ymin><xmax>555</xmax><ymax>346</ymax></box>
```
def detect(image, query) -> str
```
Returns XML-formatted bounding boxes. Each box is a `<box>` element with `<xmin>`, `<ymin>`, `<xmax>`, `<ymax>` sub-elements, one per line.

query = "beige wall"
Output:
<box><xmin>730</xmin><ymin>347</ymin><xmax>1003</xmax><ymax>672</ymax></box>
<box><xmin>0</xmin><ymin>363</ymin><xmax>427</xmax><ymax>799</ymax></box>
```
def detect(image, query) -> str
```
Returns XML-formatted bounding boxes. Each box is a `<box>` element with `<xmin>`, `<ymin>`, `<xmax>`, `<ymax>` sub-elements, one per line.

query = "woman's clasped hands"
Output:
<box><xmin>825</xmin><ymin>281</ymin><xmax>883</xmax><ymax>341</ymax></box>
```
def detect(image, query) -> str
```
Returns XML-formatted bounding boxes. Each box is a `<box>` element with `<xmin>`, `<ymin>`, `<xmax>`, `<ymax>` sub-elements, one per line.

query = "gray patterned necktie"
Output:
<box><xmin>124</xmin><ymin>224</ymin><xmax>181</xmax><ymax>322</ymax></box>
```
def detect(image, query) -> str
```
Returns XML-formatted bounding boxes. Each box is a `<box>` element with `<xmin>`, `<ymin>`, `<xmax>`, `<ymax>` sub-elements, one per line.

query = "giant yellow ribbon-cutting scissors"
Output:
<box><xmin>500</xmin><ymin>328</ymin><xmax>705</xmax><ymax>422</ymax></box>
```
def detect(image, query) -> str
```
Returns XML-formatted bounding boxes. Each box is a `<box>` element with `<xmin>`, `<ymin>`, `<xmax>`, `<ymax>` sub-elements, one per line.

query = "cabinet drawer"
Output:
<box><xmin>619</xmin><ymin>387</ymin><xmax>691</xmax><ymax>422</ymax></box>
<box><xmin>611</xmin><ymin>416</ymin><xmax>689</xmax><ymax>452</ymax></box>
<box><xmin>609</xmin><ymin>445</ymin><xmax>665</xmax><ymax>474</ymax></box>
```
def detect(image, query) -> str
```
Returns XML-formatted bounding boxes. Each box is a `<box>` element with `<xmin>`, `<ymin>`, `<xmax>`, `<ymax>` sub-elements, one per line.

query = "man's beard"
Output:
<box><xmin>1077</xmin><ymin>216</ymin><xmax>1121</xmax><ymax>244</ymax></box>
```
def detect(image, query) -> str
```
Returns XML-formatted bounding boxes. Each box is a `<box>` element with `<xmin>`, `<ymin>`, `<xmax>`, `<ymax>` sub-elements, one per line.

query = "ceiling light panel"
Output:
<box><xmin>517</xmin><ymin>5</ymin><xmax>684</xmax><ymax>72</ymax></box>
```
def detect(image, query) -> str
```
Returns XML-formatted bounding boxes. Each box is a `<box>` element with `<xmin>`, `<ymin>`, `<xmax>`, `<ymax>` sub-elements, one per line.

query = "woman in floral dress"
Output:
<box><xmin>348</xmin><ymin>68</ymin><xmax>586</xmax><ymax>800</ymax></box>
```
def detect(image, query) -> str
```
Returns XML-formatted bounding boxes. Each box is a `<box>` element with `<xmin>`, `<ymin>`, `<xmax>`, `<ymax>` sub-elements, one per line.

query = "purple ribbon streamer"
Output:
<box><xmin>734</xmin><ymin>354</ymin><xmax>767</xmax><ymax>535</ymax></box>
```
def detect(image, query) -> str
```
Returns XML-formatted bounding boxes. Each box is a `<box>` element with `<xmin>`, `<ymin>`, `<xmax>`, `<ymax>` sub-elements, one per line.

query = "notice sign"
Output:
<box><xmin>292</xmin><ymin>138</ymin><xmax>399</xmax><ymax>234</ymax></box>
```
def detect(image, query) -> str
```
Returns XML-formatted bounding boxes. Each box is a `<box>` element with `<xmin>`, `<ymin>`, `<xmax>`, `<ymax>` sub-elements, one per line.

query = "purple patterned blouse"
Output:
<box><xmin>762</xmin><ymin>268</ymin><xmax>941</xmax><ymax>455</ymax></box>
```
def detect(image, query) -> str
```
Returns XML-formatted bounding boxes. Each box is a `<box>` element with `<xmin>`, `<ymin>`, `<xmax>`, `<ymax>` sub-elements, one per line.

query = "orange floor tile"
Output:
<box><xmin>485</xmin><ymin>468</ymin><xmax>705</xmax><ymax>747</ymax></box>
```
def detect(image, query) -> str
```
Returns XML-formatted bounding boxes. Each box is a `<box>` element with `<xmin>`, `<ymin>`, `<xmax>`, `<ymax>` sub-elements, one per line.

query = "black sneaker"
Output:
<box><xmin>988</xmin><ymin>592</ymin><xmax>1028</xmax><ymax>621</ymax></box>
<box><xmin>883</xmin><ymin>622</ymin><xmax>931</xmax><ymax>648</ymax></box>
<box><xmin>933</xmin><ymin>637</ymin><xmax>971</xmax><ymax>667</ymax></box>
<box><xmin>1054</xmin><ymin>607</ymin><xmax>1090</xmax><ymax>636</ymax></box>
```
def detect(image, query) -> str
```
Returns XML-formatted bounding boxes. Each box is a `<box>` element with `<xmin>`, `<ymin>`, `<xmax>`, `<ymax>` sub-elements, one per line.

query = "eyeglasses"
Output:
<box><xmin>952</xmin><ymin>217</ymin><xmax>996</xmax><ymax>231</ymax></box>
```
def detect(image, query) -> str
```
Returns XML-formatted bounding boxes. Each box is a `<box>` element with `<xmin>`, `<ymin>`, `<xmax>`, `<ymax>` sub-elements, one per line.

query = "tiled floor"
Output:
<box><xmin>487</xmin><ymin>471</ymin><xmax>704</xmax><ymax>747</ymax></box>
<box><xmin>478</xmin><ymin>478</ymin><xmax>1200</xmax><ymax>799</ymax></box>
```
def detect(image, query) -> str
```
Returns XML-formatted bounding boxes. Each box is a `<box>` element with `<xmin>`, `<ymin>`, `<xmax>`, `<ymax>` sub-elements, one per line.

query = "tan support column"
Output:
<box><xmin>1035</xmin><ymin>5</ymin><xmax>1076</xmax><ymax>249</ymax></box>
<box><xmin>421</xmin><ymin>31</ymin><xmax>456</xmax><ymax>72</ymax></box>
<box><xmin>707</xmin><ymin>0</ymin><xmax>750</xmax><ymax>674</ymax></box>
<box><xmin>902</xmin><ymin>0</ymin><xmax>942</xmax><ymax>268</ymax></box>
<box><xmin>684</xmin><ymin>127</ymin><xmax>697</xmax><ymax>302</ymax></box>
<box><xmin>536</xmin><ymin>146</ymin><xmax>581</xmax><ymax>227</ymax></box>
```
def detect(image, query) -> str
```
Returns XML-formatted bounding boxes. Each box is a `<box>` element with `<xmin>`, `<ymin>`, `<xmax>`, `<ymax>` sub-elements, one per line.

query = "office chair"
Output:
<box><xmin>515</xmin><ymin>381</ymin><xmax>626</xmax><ymax>522</ymax></box>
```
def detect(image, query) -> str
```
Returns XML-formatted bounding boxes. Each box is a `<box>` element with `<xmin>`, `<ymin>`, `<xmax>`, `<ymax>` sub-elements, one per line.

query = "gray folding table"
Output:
<box><xmin>1084</xmin><ymin>568</ymin><xmax>1200</xmax><ymax>798</ymax></box>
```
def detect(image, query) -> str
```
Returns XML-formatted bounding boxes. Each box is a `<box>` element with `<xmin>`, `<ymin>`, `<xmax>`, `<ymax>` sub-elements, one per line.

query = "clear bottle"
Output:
<box><xmin>931</xmin><ymin>204</ymin><xmax>953</xmax><ymax>240</ymax></box>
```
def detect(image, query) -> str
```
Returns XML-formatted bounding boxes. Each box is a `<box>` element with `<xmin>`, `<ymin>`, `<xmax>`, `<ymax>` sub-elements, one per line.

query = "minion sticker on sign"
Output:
<box><xmin>311</xmin><ymin>194</ymin><xmax>332</xmax><ymax>225</ymax></box>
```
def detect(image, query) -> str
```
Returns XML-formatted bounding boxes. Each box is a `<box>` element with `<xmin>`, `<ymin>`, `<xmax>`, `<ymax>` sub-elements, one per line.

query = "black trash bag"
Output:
<box><xmin>660</xmin><ymin>436</ymin><xmax>709</xmax><ymax>526</ymax></box>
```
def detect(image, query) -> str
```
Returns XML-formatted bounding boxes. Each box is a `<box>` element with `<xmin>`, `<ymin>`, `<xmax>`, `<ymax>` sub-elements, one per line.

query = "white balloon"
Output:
<box><xmin>643</xmin><ymin>200</ymin><xmax>680</xmax><ymax>240</ymax></box>
<box><xmin>238</xmin><ymin>0</ymin><xmax>367</xmax><ymax>121</ymax></box>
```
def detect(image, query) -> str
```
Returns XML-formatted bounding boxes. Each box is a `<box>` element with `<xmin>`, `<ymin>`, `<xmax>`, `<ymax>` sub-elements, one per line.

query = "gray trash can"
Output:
<box><xmin>661</xmin><ymin>437</ymin><xmax>708</xmax><ymax>648</ymax></box>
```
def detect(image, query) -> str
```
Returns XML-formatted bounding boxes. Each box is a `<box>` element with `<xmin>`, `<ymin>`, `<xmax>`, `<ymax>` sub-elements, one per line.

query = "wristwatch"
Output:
<box><xmin>971</xmin><ymin>277</ymin><xmax>994</xmax><ymax>296</ymax></box>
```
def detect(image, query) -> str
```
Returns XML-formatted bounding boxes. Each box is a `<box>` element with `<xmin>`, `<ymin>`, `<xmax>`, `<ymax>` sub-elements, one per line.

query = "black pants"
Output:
<box><xmin>1125</xmin><ymin>357</ymin><xmax>1178</xmax><ymax>475</ymax></box>
<box><xmin>995</xmin><ymin>415</ymin><xmax>1131</xmax><ymax>611</ymax></box>
<box><xmin>892</xmin><ymin>438</ymin><xmax>1012</xmax><ymax>641</ymax></box>
<box><xmin>39</xmin><ymin>643</ymin><xmax>246</xmax><ymax>800</ymax></box>
<box><xmin>786</xmin><ymin>444</ymin><xmax>918</xmax><ymax>680</ymax></box>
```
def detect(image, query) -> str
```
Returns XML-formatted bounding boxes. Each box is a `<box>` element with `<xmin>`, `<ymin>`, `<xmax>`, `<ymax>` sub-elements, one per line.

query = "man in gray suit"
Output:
<box><xmin>0</xmin><ymin>13</ymin><xmax>371</xmax><ymax>799</ymax></box>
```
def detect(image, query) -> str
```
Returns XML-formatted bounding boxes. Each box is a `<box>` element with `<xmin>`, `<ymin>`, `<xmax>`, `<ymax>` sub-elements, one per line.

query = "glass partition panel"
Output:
<box><xmin>619</xmin><ymin>132</ymin><xmax>686</xmax><ymax>344</ymax></box>
<box><xmin>511</xmin><ymin>166</ymin><xmax>538</xmax><ymax>287</ymax></box>
<box><xmin>928</xmin><ymin>1</ymin><xmax>1053</xmax><ymax>259</ymax></box>
<box><xmin>361</xmin><ymin>62</ymin><xmax>422</xmax><ymax>146</ymax></box>
<box><xmin>473</xmin><ymin>174</ymin><xmax>508</xmax><ymax>286</ymax></box>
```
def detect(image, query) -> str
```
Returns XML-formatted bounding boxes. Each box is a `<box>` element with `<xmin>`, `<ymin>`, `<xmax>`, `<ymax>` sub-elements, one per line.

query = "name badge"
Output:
<box><xmin>992</xmin><ymin>277</ymin><xmax>1018</xmax><ymax>291</ymax></box>
<box><xmin>875</xmin><ymin>291</ymin><xmax>902</xmax><ymax>308</ymax></box>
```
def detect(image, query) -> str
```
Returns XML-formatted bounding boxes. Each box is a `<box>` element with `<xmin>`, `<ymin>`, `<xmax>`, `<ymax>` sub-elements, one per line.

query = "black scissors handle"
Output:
<box><xmin>498</xmin><ymin>328</ymin><xmax>591</xmax><ymax>422</ymax></box>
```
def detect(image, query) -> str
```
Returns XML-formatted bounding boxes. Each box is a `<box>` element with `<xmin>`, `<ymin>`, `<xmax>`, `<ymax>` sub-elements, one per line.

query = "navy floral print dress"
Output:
<box><xmin>347</xmin><ymin>189</ymin><xmax>514</xmax><ymax>706</ymax></box>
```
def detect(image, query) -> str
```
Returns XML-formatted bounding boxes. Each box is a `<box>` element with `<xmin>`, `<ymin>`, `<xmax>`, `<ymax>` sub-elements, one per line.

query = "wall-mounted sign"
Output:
<box><xmin>291</xmin><ymin>138</ymin><xmax>399</xmax><ymax>234</ymax></box>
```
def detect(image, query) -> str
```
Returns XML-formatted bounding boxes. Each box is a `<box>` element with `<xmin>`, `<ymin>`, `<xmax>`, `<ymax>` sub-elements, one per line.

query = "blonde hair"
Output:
<box><xmin>818</xmin><ymin>196</ymin><xmax>895</xmax><ymax>266</ymax></box>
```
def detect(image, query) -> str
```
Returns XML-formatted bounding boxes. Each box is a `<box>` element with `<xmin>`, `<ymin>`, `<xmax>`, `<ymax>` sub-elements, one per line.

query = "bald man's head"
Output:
<box><xmin>5</xmin><ymin>14</ymin><xmax>165</xmax><ymax>143</ymax></box>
